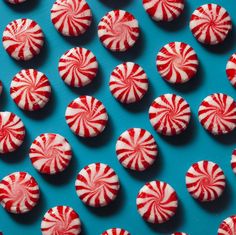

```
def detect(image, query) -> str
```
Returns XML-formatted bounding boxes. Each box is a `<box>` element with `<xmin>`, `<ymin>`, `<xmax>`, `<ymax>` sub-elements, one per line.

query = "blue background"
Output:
<box><xmin>0</xmin><ymin>0</ymin><xmax>236</xmax><ymax>234</ymax></box>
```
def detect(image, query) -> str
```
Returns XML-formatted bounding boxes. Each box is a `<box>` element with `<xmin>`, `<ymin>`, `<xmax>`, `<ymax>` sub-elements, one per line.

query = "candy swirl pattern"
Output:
<box><xmin>59</xmin><ymin>47</ymin><xmax>98</xmax><ymax>88</ymax></box>
<box><xmin>218</xmin><ymin>215</ymin><xmax>236</xmax><ymax>235</ymax></box>
<box><xmin>142</xmin><ymin>0</ymin><xmax>184</xmax><ymax>22</ymax></box>
<box><xmin>0</xmin><ymin>112</ymin><xmax>25</xmax><ymax>154</ymax></box>
<box><xmin>41</xmin><ymin>206</ymin><xmax>81</xmax><ymax>235</ymax></box>
<box><xmin>109</xmin><ymin>62</ymin><xmax>148</xmax><ymax>104</ymax></box>
<box><xmin>136</xmin><ymin>180</ymin><xmax>178</xmax><ymax>224</ymax></box>
<box><xmin>75</xmin><ymin>163</ymin><xmax>120</xmax><ymax>207</ymax></box>
<box><xmin>198</xmin><ymin>93</ymin><xmax>236</xmax><ymax>135</ymax></box>
<box><xmin>231</xmin><ymin>149</ymin><xmax>236</xmax><ymax>174</ymax></box>
<box><xmin>65</xmin><ymin>96</ymin><xmax>108</xmax><ymax>137</ymax></box>
<box><xmin>156</xmin><ymin>42</ymin><xmax>199</xmax><ymax>84</ymax></box>
<box><xmin>149</xmin><ymin>94</ymin><xmax>191</xmax><ymax>136</ymax></box>
<box><xmin>190</xmin><ymin>4</ymin><xmax>232</xmax><ymax>45</ymax></box>
<box><xmin>102</xmin><ymin>228</ymin><xmax>131</xmax><ymax>235</ymax></box>
<box><xmin>51</xmin><ymin>0</ymin><xmax>92</xmax><ymax>36</ymax></box>
<box><xmin>2</xmin><ymin>18</ymin><xmax>44</xmax><ymax>61</ymax></box>
<box><xmin>29</xmin><ymin>133</ymin><xmax>72</xmax><ymax>174</ymax></box>
<box><xmin>10</xmin><ymin>69</ymin><xmax>51</xmax><ymax>111</ymax></box>
<box><xmin>186</xmin><ymin>160</ymin><xmax>226</xmax><ymax>202</ymax></box>
<box><xmin>226</xmin><ymin>53</ymin><xmax>236</xmax><ymax>88</ymax></box>
<box><xmin>0</xmin><ymin>172</ymin><xmax>40</xmax><ymax>214</ymax></box>
<box><xmin>98</xmin><ymin>10</ymin><xmax>140</xmax><ymax>52</ymax></box>
<box><xmin>116</xmin><ymin>128</ymin><xmax>158</xmax><ymax>171</ymax></box>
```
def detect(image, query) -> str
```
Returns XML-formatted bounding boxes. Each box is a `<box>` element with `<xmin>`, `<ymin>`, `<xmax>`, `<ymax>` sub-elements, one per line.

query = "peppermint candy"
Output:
<box><xmin>137</xmin><ymin>180</ymin><xmax>178</xmax><ymax>224</ymax></box>
<box><xmin>218</xmin><ymin>215</ymin><xmax>236</xmax><ymax>235</ymax></box>
<box><xmin>75</xmin><ymin>163</ymin><xmax>120</xmax><ymax>207</ymax></box>
<box><xmin>2</xmin><ymin>19</ymin><xmax>44</xmax><ymax>61</ymax></box>
<box><xmin>172</xmin><ymin>233</ymin><xmax>188</xmax><ymax>235</ymax></box>
<box><xmin>65</xmin><ymin>96</ymin><xmax>108</xmax><ymax>137</ymax></box>
<box><xmin>198</xmin><ymin>93</ymin><xmax>236</xmax><ymax>135</ymax></box>
<box><xmin>102</xmin><ymin>228</ymin><xmax>130</xmax><ymax>235</ymax></box>
<box><xmin>142</xmin><ymin>0</ymin><xmax>184</xmax><ymax>22</ymax></box>
<box><xmin>116</xmin><ymin>128</ymin><xmax>158</xmax><ymax>171</ymax></box>
<box><xmin>231</xmin><ymin>149</ymin><xmax>236</xmax><ymax>174</ymax></box>
<box><xmin>0</xmin><ymin>112</ymin><xmax>25</xmax><ymax>154</ymax></box>
<box><xmin>109</xmin><ymin>62</ymin><xmax>148</xmax><ymax>103</ymax></box>
<box><xmin>41</xmin><ymin>206</ymin><xmax>81</xmax><ymax>235</ymax></box>
<box><xmin>29</xmin><ymin>133</ymin><xmax>72</xmax><ymax>174</ymax></box>
<box><xmin>156</xmin><ymin>42</ymin><xmax>199</xmax><ymax>84</ymax></box>
<box><xmin>98</xmin><ymin>10</ymin><xmax>140</xmax><ymax>52</ymax></box>
<box><xmin>186</xmin><ymin>160</ymin><xmax>226</xmax><ymax>202</ymax></box>
<box><xmin>149</xmin><ymin>94</ymin><xmax>191</xmax><ymax>136</ymax></box>
<box><xmin>6</xmin><ymin>0</ymin><xmax>26</xmax><ymax>4</ymax></box>
<box><xmin>226</xmin><ymin>53</ymin><xmax>236</xmax><ymax>88</ymax></box>
<box><xmin>190</xmin><ymin>4</ymin><xmax>232</xmax><ymax>45</ymax></box>
<box><xmin>0</xmin><ymin>81</ymin><xmax>2</xmax><ymax>96</ymax></box>
<box><xmin>51</xmin><ymin>0</ymin><xmax>92</xmax><ymax>37</ymax></box>
<box><xmin>59</xmin><ymin>47</ymin><xmax>98</xmax><ymax>88</ymax></box>
<box><xmin>0</xmin><ymin>172</ymin><xmax>40</xmax><ymax>214</ymax></box>
<box><xmin>10</xmin><ymin>69</ymin><xmax>51</xmax><ymax>111</ymax></box>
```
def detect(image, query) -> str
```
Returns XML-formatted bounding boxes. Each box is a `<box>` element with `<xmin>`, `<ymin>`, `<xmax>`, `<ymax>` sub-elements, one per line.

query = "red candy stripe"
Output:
<box><xmin>156</xmin><ymin>42</ymin><xmax>199</xmax><ymax>84</ymax></box>
<box><xmin>6</xmin><ymin>0</ymin><xmax>26</xmax><ymax>4</ymax></box>
<box><xmin>2</xmin><ymin>18</ymin><xmax>44</xmax><ymax>61</ymax></box>
<box><xmin>137</xmin><ymin>180</ymin><xmax>178</xmax><ymax>223</ymax></box>
<box><xmin>226</xmin><ymin>53</ymin><xmax>236</xmax><ymax>88</ymax></box>
<box><xmin>116</xmin><ymin>128</ymin><xmax>158</xmax><ymax>171</ymax></box>
<box><xmin>142</xmin><ymin>0</ymin><xmax>184</xmax><ymax>22</ymax></box>
<box><xmin>190</xmin><ymin>4</ymin><xmax>232</xmax><ymax>45</ymax></box>
<box><xmin>102</xmin><ymin>228</ymin><xmax>130</xmax><ymax>235</ymax></box>
<box><xmin>75</xmin><ymin>163</ymin><xmax>120</xmax><ymax>207</ymax></box>
<box><xmin>0</xmin><ymin>112</ymin><xmax>25</xmax><ymax>154</ymax></box>
<box><xmin>29</xmin><ymin>133</ymin><xmax>72</xmax><ymax>174</ymax></box>
<box><xmin>231</xmin><ymin>149</ymin><xmax>236</xmax><ymax>174</ymax></box>
<box><xmin>10</xmin><ymin>69</ymin><xmax>51</xmax><ymax>111</ymax></box>
<box><xmin>218</xmin><ymin>215</ymin><xmax>236</xmax><ymax>235</ymax></box>
<box><xmin>59</xmin><ymin>47</ymin><xmax>98</xmax><ymax>88</ymax></box>
<box><xmin>109</xmin><ymin>62</ymin><xmax>148</xmax><ymax>104</ymax></box>
<box><xmin>198</xmin><ymin>93</ymin><xmax>236</xmax><ymax>135</ymax></box>
<box><xmin>149</xmin><ymin>94</ymin><xmax>191</xmax><ymax>136</ymax></box>
<box><xmin>186</xmin><ymin>161</ymin><xmax>226</xmax><ymax>202</ymax></box>
<box><xmin>0</xmin><ymin>172</ymin><xmax>40</xmax><ymax>214</ymax></box>
<box><xmin>41</xmin><ymin>206</ymin><xmax>81</xmax><ymax>235</ymax></box>
<box><xmin>65</xmin><ymin>96</ymin><xmax>108</xmax><ymax>137</ymax></box>
<box><xmin>172</xmin><ymin>233</ymin><xmax>188</xmax><ymax>235</ymax></box>
<box><xmin>51</xmin><ymin>0</ymin><xmax>92</xmax><ymax>37</ymax></box>
<box><xmin>98</xmin><ymin>10</ymin><xmax>140</xmax><ymax>52</ymax></box>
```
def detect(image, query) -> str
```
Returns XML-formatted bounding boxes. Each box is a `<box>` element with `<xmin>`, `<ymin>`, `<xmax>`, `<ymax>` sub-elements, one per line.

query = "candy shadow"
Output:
<box><xmin>4</xmin><ymin>0</ymin><xmax>41</xmax><ymax>12</ymax></box>
<box><xmin>155</xmin><ymin>1</ymin><xmax>190</xmax><ymax>32</ymax></box>
<box><xmin>99</xmin><ymin>0</ymin><xmax>132</xmax><ymax>8</ymax></box>
<box><xmin>86</xmin><ymin>183</ymin><xmax>125</xmax><ymax>217</ymax></box>
<box><xmin>9</xmin><ymin>190</ymin><xmax>46</xmax><ymax>225</ymax></box>
<box><xmin>207</xmin><ymin>130</ymin><xmax>236</xmax><ymax>146</ymax></box>
<box><xmin>194</xmin><ymin>180</ymin><xmax>232</xmax><ymax>213</ymax></box>
<box><xmin>147</xmin><ymin>200</ymin><xmax>184</xmax><ymax>233</ymax></box>
<box><xmin>0</xmin><ymin>84</ymin><xmax>9</xmax><ymax>110</ymax></box>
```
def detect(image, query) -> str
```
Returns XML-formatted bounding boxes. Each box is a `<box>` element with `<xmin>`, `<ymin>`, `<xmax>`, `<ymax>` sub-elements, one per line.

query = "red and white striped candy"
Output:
<box><xmin>29</xmin><ymin>133</ymin><xmax>72</xmax><ymax>174</ymax></box>
<box><xmin>51</xmin><ymin>0</ymin><xmax>92</xmax><ymax>37</ymax></box>
<box><xmin>0</xmin><ymin>81</ymin><xmax>2</xmax><ymax>96</ymax></box>
<box><xmin>75</xmin><ymin>163</ymin><xmax>120</xmax><ymax>207</ymax></box>
<box><xmin>116</xmin><ymin>128</ymin><xmax>158</xmax><ymax>171</ymax></box>
<box><xmin>0</xmin><ymin>172</ymin><xmax>40</xmax><ymax>214</ymax></box>
<box><xmin>149</xmin><ymin>94</ymin><xmax>191</xmax><ymax>136</ymax></box>
<box><xmin>2</xmin><ymin>19</ymin><xmax>44</xmax><ymax>61</ymax></box>
<box><xmin>65</xmin><ymin>96</ymin><xmax>108</xmax><ymax>138</ymax></box>
<box><xmin>172</xmin><ymin>233</ymin><xmax>188</xmax><ymax>235</ymax></box>
<box><xmin>218</xmin><ymin>215</ymin><xmax>236</xmax><ymax>235</ymax></box>
<box><xmin>58</xmin><ymin>47</ymin><xmax>98</xmax><ymax>88</ymax></box>
<box><xmin>98</xmin><ymin>10</ymin><xmax>140</xmax><ymax>52</ymax></box>
<box><xmin>198</xmin><ymin>93</ymin><xmax>236</xmax><ymax>135</ymax></box>
<box><xmin>156</xmin><ymin>42</ymin><xmax>199</xmax><ymax>84</ymax></box>
<box><xmin>6</xmin><ymin>0</ymin><xmax>26</xmax><ymax>4</ymax></box>
<box><xmin>102</xmin><ymin>228</ymin><xmax>130</xmax><ymax>235</ymax></box>
<box><xmin>10</xmin><ymin>69</ymin><xmax>51</xmax><ymax>111</ymax></box>
<box><xmin>190</xmin><ymin>4</ymin><xmax>232</xmax><ymax>45</ymax></box>
<box><xmin>109</xmin><ymin>62</ymin><xmax>148</xmax><ymax>104</ymax></box>
<box><xmin>186</xmin><ymin>160</ymin><xmax>226</xmax><ymax>202</ymax></box>
<box><xmin>142</xmin><ymin>0</ymin><xmax>184</xmax><ymax>22</ymax></box>
<box><xmin>0</xmin><ymin>112</ymin><xmax>25</xmax><ymax>154</ymax></box>
<box><xmin>231</xmin><ymin>149</ymin><xmax>236</xmax><ymax>174</ymax></box>
<box><xmin>41</xmin><ymin>206</ymin><xmax>81</xmax><ymax>235</ymax></box>
<box><xmin>226</xmin><ymin>53</ymin><xmax>236</xmax><ymax>88</ymax></box>
<box><xmin>137</xmin><ymin>180</ymin><xmax>178</xmax><ymax>224</ymax></box>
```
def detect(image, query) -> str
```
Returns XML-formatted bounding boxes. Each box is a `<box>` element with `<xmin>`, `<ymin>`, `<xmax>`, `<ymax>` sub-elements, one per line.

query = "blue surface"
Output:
<box><xmin>0</xmin><ymin>0</ymin><xmax>236</xmax><ymax>234</ymax></box>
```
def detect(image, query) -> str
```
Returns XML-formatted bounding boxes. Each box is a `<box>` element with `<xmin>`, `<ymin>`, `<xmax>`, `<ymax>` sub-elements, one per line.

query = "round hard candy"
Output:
<box><xmin>226</xmin><ymin>53</ymin><xmax>236</xmax><ymax>88</ymax></box>
<box><xmin>101</xmin><ymin>228</ymin><xmax>130</xmax><ymax>235</ymax></box>
<box><xmin>218</xmin><ymin>215</ymin><xmax>236</xmax><ymax>235</ymax></box>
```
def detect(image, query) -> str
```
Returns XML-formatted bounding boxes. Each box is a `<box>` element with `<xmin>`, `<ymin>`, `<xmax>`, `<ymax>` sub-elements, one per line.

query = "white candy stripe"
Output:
<box><xmin>231</xmin><ymin>149</ymin><xmax>236</xmax><ymax>174</ymax></box>
<box><xmin>226</xmin><ymin>53</ymin><xmax>236</xmax><ymax>88</ymax></box>
<box><xmin>102</xmin><ymin>228</ymin><xmax>130</xmax><ymax>235</ymax></box>
<box><xmin>218</xmin><ymin>215</ymin><xmax>236</xmax><ymax>235</ymax></box>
